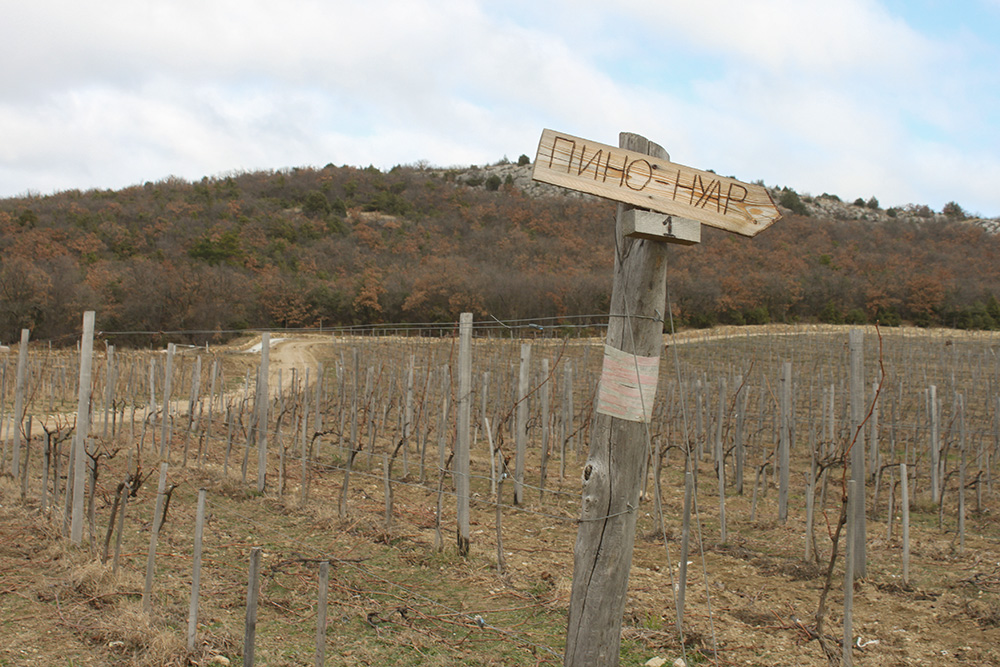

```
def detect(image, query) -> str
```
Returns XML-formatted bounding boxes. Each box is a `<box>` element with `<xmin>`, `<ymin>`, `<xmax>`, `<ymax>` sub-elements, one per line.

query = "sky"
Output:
<box><xmin>2</xmin><ymin>0</ymin><xmax>1000</xmax><ymax>217</ymax></box>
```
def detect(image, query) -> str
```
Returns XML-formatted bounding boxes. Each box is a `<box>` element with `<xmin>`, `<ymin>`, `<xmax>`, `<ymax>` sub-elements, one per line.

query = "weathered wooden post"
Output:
<box><xmin>256</xmin><ymin>333</ymin><xmax>270</xmax><ymax>493</ymax></box>
<box><xmin>900</xmin><ymin>463</ymin><xmax>910</xmax><ymax>586</ymax></box>
<box><xmin>244</xmin><ymin>547</ymin><xmax>262</xmax><ymax>667</ymax></box>
<box><xmin>848</xmin><ymin>329</ymin><xmax>866</xmax><ymax>578</ymax></box>
<box><xmin>779</xmin><ymin>361</ymin><xmax>792</xmax><ymax>523</ymax></box>
<box><xmin>11</xmin><ymin>329</ymin><xmax>29</xmax><ymax>480</ymax></box>
<box><xmin>456</xmin><ymin>312</ymin><xmax>473</xmax><ymax>556</ymax></box>
<box><xmin>315</xmin><ymin>560</ymin><xmax>330</xmax><ymax>667</ymax></box>
<box><xmin>187</xmin><ymin>488</ymin><xmax>207</xmax><ymax>651</ymax></box>
<box><xmin>160</xmin><ymin>343</ymin><xmax>175</xmax><ymax>459</ymax></box>
<box><xmin>532</xmin><ymin>128</ymin><xmax>778</xmax><ymax>666</ymax></box>
<box><xmin>70</xmin><ymin>312</ymin><xmax>96</xmax><ymax>545</ymax></box>
<box><xmin>514</xmin><ymin>343</ymin><xmax>530</xmax><ymax>505</ymax></box>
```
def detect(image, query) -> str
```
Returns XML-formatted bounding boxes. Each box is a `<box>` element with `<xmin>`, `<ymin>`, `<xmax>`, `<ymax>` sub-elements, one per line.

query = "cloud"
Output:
<box><xmin>1</xmin><ymin>0</ymin><xmax>999</xmax><ymax>215</ymax></box>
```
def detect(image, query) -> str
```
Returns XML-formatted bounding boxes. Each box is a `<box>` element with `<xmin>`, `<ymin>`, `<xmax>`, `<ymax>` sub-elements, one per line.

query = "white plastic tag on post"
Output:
<box><xmin>596</xmin><ymin>344</ymin><xmax>660</xmax><ymax>423</ymax></box>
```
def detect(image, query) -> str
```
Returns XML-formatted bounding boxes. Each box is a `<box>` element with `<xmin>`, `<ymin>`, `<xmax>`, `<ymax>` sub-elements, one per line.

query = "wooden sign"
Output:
<box><xmin>621</xmin><ymin>209</ymin><xmax>700</xmax><ymax>245</ymax></box>
<box><xmin>532</xmin><ymin>128</ymin><xmax>780</xmax><ymax>237</ymax></box>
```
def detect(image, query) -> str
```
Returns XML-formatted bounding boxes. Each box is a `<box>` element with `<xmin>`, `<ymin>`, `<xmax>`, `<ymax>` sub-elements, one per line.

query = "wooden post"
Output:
<box><xmin>456</xmin><ymin>313</ymin><xmax>472</xmax><ymax>556</ymax></box>
<box><xmin>160</xmin><ymin>343</ymin><xmax>175</xmax><ymax>459</ymax></box>
<box><xmin>514</xmin><ymin>343</ymin><xmax>530</xmax><ymax>505</ymax></box>
<box><xmin>256</xmin><ymin>333</ymin><xmax>270</xmax><ymax>494</ymax></box>
<box><xmin>958</xmin><ymin>393</ymin><xmax>966</xmax><ymax>554</ymax></box>
<box><xmin>843</xmin><ymin>479</ymin><xmax>857</xmax><ymax>667</ymax></box>
<box><xmin>382</xmin><ymin>454</ymin><xmax>393</xmax><ymax>529</ymax></box>
<box><xmin>103</xmin><ymin>344</ymin><xmax>115</xmax><ymax>438</ymax></box>
<box><xmin>244</xmin><ymin>547</ymin><xmax>262</xmax><ymax>667</ymax></box>
<box><xmin>676</xmin><ymin>470</ymin><xmax>694</xmax><ymax>635</ymax></box>
<box><xmin>112</xmin><ymin>481</ymin><xmax>128</xmax><ymax>574</ymax></box>
<box><xmin>11</xmin><ymin>328</ymin><xmax>29</xmax><ymax>480</ymax></box>
<box><xmin>848</xmin><ymin>329</ymin><xmax>866</xmax><ymax>579</ymax></box>
<box><xmin>778</xmin><ymin>361</ymin><xmax>791</xmax><ymax>523</ymax></box>
<box><xmin>70</xmin><ymin>312</ymin><xmax>96</xmax><ymax>545</ymax></box>
<box><xmin>735</xmin><ymin>375</ymin><xmax>746</xmax><ymax>495</ymax></box>
<box><xmin>314</xmin><ymin>361</ymin><xmax>323</xmax><ymax>436</ymax></box>
<box><xmin>315</xmin><ymin>560</ymin><xmax>329</xmax><ymax>667</ymax></box>
<box><xmin>929</xmin><ymin>384</ymin><xmax>940</xmax><ymax>503</ymax></box>
<box><xmin>564</xmin><ymin>133</ymin><xmax>673</xmax><ymax>666</ymax></box>
<box><xmin>539</xmin><ymin>358</ymin><xmax>551</xmax><ymax>501</ymax></box>
<box><xmin>143</xmin><ymin>461</ymin><xmax>169</xmax><ymax>613</ymax></box>
<box><xmin>563</xmin><ymin>362</ymin><xmax>574</xmax><ymax>464</ymax></box>
<box><xmin>187</xmin><ymin>488</ymin><xmax>207</xmax><ymax>651</ymax></box>
<box><xmin>900</xmin><ymin>463</ymin><xmax>910</xmax><ymax>586</ymax></box>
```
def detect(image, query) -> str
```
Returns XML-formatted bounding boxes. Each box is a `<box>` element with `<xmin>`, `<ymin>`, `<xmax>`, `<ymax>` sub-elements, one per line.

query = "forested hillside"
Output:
<box><xmin>2</xmin><ymin>160</ymin><xmax>999</xmax><ymax>345</ymax></box>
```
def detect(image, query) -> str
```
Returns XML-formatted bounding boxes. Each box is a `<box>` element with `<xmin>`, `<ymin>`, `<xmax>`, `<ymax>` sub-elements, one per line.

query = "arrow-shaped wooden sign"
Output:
<box><xmin>532</xmin><ymin>128</ymin><xmax>780</xmax><ymax>237</ymax></box>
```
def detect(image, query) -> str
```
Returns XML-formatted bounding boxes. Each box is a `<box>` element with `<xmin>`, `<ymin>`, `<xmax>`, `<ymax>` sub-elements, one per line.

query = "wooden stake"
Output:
<box><xmin>901</xmin><ymin>463</ymin><xmax>910</xmax><ymax>586</ymax></box>
<box><xmin>70</xmin><ymin>311</ymin><xmax>96</xmax><ymax>545</ymax></box>
<box><xmin>160</xmin><ymin>343</ymin><xmax>175</xmax><ymax>459</ymax></box>
<box><xmin>848</xmin><ymin>329</ymin><xmax>866</xmax><ymax>579</ymax></box>
<box><xmin>455</xmin><ymin>313</ymin><xmax>472</xmax><ymax>557</ymax></box>
<box><xmin>11</xmin><ymin>328</ymin><xmax>28</xmax><ymax>480</ymax></box>
<box><xmin>244</xmin><ymin>547</ymin><xmax>262</xmax><ymax>667</ymax></box>
<box><xmin>514</xmin><ymin>343</ymin><xmax>530</xmax><ymax>505</ymax></box>
<box><xmin>676</xmin><ymin>470</ymin><xmax>693</xmax><ymax>636</ymax></box>
<box><xmin>256</xmin><ymin>333</ymin><xmax>271</xmax><ymax>493</ymax></box>
<box><xmin>143</xmin><ymin>461</ymin><xmax>169</xmax><ymax>613</ymax></box>
<box><xmin>315</xmin><ymin>561</ymin><xmax>329</xmax><ymax>667</ymax></box>
<box><xmin>843</xmin><ymin>480</ymin><xmax>857</xmax><ymax>667</ymax></box>
<box><xmin>779</xmin><ymin>361</ymin><xmax>791</xmax><ymax>523</ymax></box>
<box><xmin>187</xmin><ymin>488</ymin><xmax>207</xmax><ymax>651</ymax></box>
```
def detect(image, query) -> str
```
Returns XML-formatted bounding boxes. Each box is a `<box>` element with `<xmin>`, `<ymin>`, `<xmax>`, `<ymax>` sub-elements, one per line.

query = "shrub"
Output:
<box><xmin>845</xmin><ymin>308</ymin><xmax>867</xmax><ymax>325</ymax></box>
<box><xmin>302</xmin><ymin>190</ymin><xmax>331</xmax><ymax>218</ymax></box>
<box><xmin>853</xmin><ymin>198</ymin><xmax>866</xmax><ymax>207</ymax></box>
<box><xmin>876</xmin><ymin>309</ymin><xmax>901</xmax><ymax>327</ymax></box>
<box><xmin>518</xmin><ymin>154</ymin><xmax>531</xmax><ymax>166</ymax></box>
<box><xmin>17</xmin><ymin>209</ymin><xmax>38</xmax><ymax>228</ymax></box>
<box><xmin>744</xmin><ymin>306</ymin><xmax>770</xmax><ymax>325</ymax></box>
<box><xmin>188</xmin><ymin>230</ymin><xmax>242</xmax><ymax>265</ymax></box>
<box><xmin>687</xmin><ymin>311</ymin><xmax>716</xmax><ymax>329</ymax></box>
<box><xmin>819</xmin><ymin>300</ymin><xmax>843</xmax><ymax>324</ymax></box>
<box><xmin>778</xmin><ymin>188</ymin><xmax>809</xmax><ymax>216</ymax></box>
<box><xmin>866</xmin><ymin>196</ymin><xmax>879</xmax><ymax>210</ymax></box>
<box><xmin>943</xmin><ymin>201</ymin><xmax>967</xmax><ymax>220</ymax></box>
<box><xmin>485</xmin><ymin>174</ymin><xmax>502</xmax><ymax>191</ymax></box>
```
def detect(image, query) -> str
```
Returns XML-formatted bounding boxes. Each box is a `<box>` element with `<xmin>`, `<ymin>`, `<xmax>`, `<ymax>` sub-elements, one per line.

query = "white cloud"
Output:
<box><xmin>1</xmin><ymin>0</ymin><xmax>999</xmax><ymax>215</ymax></box>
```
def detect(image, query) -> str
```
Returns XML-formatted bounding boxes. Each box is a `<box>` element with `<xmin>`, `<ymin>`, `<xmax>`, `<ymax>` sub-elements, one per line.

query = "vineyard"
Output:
<box><xmin>1</xmin><ymin>320</ymin><xmax>1000</xmax><ymax>666</ymax></box>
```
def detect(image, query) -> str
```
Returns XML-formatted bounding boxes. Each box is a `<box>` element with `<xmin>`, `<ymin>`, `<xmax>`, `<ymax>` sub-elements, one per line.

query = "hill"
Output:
<box><xmin>2</xmin><ymin>159</ymin><xmax>1000</xmax><ymax>345</ymax></box>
